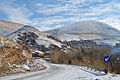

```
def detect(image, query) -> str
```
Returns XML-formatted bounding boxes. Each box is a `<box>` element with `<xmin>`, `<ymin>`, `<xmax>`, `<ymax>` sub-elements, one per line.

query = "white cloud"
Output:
<box><xmin>0</xmin><ymin>0</ymin><xmax>120</xmax><ymax>31</ymax></box>
<box><xmin>58</xmin><ymin>0</ymin><xmax>105</xmax><ymax>4</ymax></box>
<box><xmin>35</xmin><ymin>0</ymin><xmax>112</xmax><ymax>17</ymax></box>
<box><xmin>0</xmin><ymin>0</ymin><xmax>33</xmax><ymax>24</ymax></box>
<box><xmin>36</xmin><ymin>3</ymin><xmax>69</xmax><ymax>15</ymax></box>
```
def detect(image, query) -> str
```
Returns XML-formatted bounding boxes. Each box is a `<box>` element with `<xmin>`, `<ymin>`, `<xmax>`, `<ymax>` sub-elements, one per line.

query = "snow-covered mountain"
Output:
<box><xmin>0</xmin><ymin>20</ymin><xmax>24</xmax><ymax>35</ymax></box>
<box><xmin>45</xmin><ymin>20</ymin><xmax>120</xmax><ymax>45</ymax></box>
<box><xmin>7</xmin><ymin>25</ymin><xmax>63</xmax><ymax>48</ymax></box>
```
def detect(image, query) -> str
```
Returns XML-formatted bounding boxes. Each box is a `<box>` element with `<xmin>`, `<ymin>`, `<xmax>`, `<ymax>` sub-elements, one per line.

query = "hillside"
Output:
<box><xmin>58</xmin><ymin>20</ymin><xmax>120</xmax><ymax>34</ymax></box>
<box><xmin>0</xmin><ymin>35</ymin><xmax>31</xmax><ymax>75</ymax></box>
<box><xmin>0</xmin><ymin>20</ymin><xmax>24</xmax><ymax>35</ymax></box>
<box><xmin>0</xmin><ymin>35</ymin><xmax>46</xmax><ymax>76</ymax></box>
<box><xmin>6</xmin><ymin>25</ymin><xmax>63</xmax><ymax>48</ymax></box>
<box><xmin>45</xmin><ymin>20</ymin><xmax>120</xmax><ymax>45</ymax></box>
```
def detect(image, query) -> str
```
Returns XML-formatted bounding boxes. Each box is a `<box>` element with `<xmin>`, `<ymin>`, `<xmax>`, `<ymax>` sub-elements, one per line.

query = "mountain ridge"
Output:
<box><xmin>6</xmin><ymin>25</ymin><xmax>63</xmax><ymax>48</ymax></box>
<box><xmin>45</xmin><ymin>20</ymin><xmax>120</xmax><ymax>41</ymax></box>
<box><xmin>0</xmin><ymin>20</ymin><xmax>24</xmax><ymax>35</ymax></box>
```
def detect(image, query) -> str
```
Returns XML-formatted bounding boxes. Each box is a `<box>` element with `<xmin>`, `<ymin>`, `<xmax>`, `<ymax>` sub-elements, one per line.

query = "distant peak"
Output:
<box><xmin>0</xmin><ymin>20</ymin><xmax>24</xmax><ymax>25</ymax></box>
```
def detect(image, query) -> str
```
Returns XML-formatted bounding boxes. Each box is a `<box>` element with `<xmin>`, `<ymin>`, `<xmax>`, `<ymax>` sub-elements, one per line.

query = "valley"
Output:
<box><xmin>0</xmin><ymin>20</ymin><xmax>120</xmax><ymax>79</ymax></box>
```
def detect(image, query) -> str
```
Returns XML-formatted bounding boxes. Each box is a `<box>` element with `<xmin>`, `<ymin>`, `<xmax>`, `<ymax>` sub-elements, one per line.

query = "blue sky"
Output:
<box><xmin>0</xmin><ymin>0</ymin><xmax>120</xmax><ymax>31</ymax></box>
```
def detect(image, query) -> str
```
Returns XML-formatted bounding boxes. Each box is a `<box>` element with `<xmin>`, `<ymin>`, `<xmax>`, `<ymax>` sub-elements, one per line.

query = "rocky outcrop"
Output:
<box><xmin>0</xmin><ymin>35</ymin><xmax>45</xmax><ymax>76</ymax></box>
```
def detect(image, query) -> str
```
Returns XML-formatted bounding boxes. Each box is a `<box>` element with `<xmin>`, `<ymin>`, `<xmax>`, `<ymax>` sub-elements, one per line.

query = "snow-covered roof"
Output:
<box><xmin>33</xmin><ymin>50</ymin><xmax>44</xmax><ymax>54</ymax></box>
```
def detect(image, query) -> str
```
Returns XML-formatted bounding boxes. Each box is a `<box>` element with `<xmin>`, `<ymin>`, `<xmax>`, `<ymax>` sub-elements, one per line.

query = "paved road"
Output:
<box><xmin>0</xmin><ymin>62</ymin><xmax>119</xmax><ymax>80</ymax></box>
<box><xmin>0</xmin><ymin>64</ymin><xmax>65</xmax><ymax>80</ymax></box>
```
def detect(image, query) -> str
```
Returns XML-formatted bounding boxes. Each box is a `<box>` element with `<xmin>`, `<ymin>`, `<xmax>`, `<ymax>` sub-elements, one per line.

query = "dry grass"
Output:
<box><xmin>49</xmin><ymin>47</ymin><xmax>120</xmax><ymax>74</ymax></box>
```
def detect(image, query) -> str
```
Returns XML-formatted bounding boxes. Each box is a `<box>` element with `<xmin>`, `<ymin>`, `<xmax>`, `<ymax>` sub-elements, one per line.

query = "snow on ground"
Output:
<box><xmin>0</xmin><ymin>59</ymin><xmax>120</xmax><ymax>80</ymax></box>
<box><xmin>42</xmin><ymin>64</ymin><xmax>120</xmax><ymax>80</ymax></box>
<box><xmin>109</xmin><ymin>47</ymin><xmax>120</xmax><ymax>55</ymax></box>
<box><xmin>94</xmin><ymin>39</ymin><xmax>120</xmax><ymax>46</ymax></box>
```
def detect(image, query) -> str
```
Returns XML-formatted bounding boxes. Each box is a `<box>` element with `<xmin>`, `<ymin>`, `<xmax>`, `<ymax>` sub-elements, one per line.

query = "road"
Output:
<box><xmin>0</xmin><ymin>60</ymin><xmax>120</xmax><ymax>80</ymax></box>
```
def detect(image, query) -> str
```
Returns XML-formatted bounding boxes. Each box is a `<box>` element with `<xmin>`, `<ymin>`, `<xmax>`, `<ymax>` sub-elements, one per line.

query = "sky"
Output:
<box><xmin>0</xmin><ymin>0</ymin><xmax>120</xmax><ymax>31</ymax></box>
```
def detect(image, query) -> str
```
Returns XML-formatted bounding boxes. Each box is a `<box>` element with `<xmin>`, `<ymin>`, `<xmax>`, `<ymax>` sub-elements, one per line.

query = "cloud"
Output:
<box><xmin>35</xmin><ymin>0</ymin><xmax>112</xmax><ymax>17</ymax></box>
<box><xmin>35</xmin><ymin>3</ymin><xmax>69</xmax><ymax>15</ymax></box>
<box><xmin>0</xmin><ymin>0</ymin><xmax>120</xmax><ymax>31</ymax></box>
<box><xmin>31</xmin><ymin>0</ymin><xmax>120</xmax><ymax>31</ymax></box>
<box><xmin>0</xmin><ymin>0</ymin><xmax>33</xmax><ymax>24</ymax></box>
<box><xmin>58</xmin><ymin>0</ymin><xmax>105</xmax><ymax>4</ymax></box>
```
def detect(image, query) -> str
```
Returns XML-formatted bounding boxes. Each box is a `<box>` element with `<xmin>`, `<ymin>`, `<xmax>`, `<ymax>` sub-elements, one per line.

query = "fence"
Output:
<box><xmin>68</xmin><ymin>64</ymin><xmax>108</xmax><ymax>74</ymax></box>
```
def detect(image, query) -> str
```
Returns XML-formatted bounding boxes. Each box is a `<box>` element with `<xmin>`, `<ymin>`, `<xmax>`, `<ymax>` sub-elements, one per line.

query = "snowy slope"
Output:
<box><xmin>49</xmin><ymin>31</ymin><xmax>82</xmax><ymax>41</ymax></box>
<box><xmin>0</xmin><ymin>60</ymin><xmax>120</xmax><ymax>80</ymax></box>
<box><xmin>45</xmin><ymin>20</ymin><xmax>120</xmax><ymax>45</ymax></box>
<box><xmin>57</xmin><ymin>20</ymin><xmax>120</xmax><ymax>34</ymax></box>
<box><xmin>94</xmin><ymin>39</ymin><xmax>120</xmax><ymax>46</ymax></box>
<box><xmin>7</xmin><ymin>25</ymin><xmax>62</xmax><ymax>48</ymax></box>
<box><xmin>109</xmin><ymin>47</ymin><xmax>120</xmax><ymax>55</ymax></box>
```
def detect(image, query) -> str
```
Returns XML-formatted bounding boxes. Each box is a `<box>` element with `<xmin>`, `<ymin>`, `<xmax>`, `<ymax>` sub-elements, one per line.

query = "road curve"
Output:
<box><xmin>0</xmin><ymin>63</ymin><xmax>65</xmax><ymax>80</ymax></box>
<box><xmin>0</xmin><ymin>62</ymin><xmax>119</xmax><ymax>80</ymax></box>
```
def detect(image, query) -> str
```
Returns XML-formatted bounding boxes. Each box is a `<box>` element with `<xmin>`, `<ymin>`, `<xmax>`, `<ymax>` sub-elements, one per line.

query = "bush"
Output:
<box><xmin>49</xmin><ymin>47</ymin><xmax>120</xmax><ymax>74</ymax></box>
<box><xmin>108</xmin><ymin>54</ymin><xmax>120</xmax><ymax>74</ymax></box>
